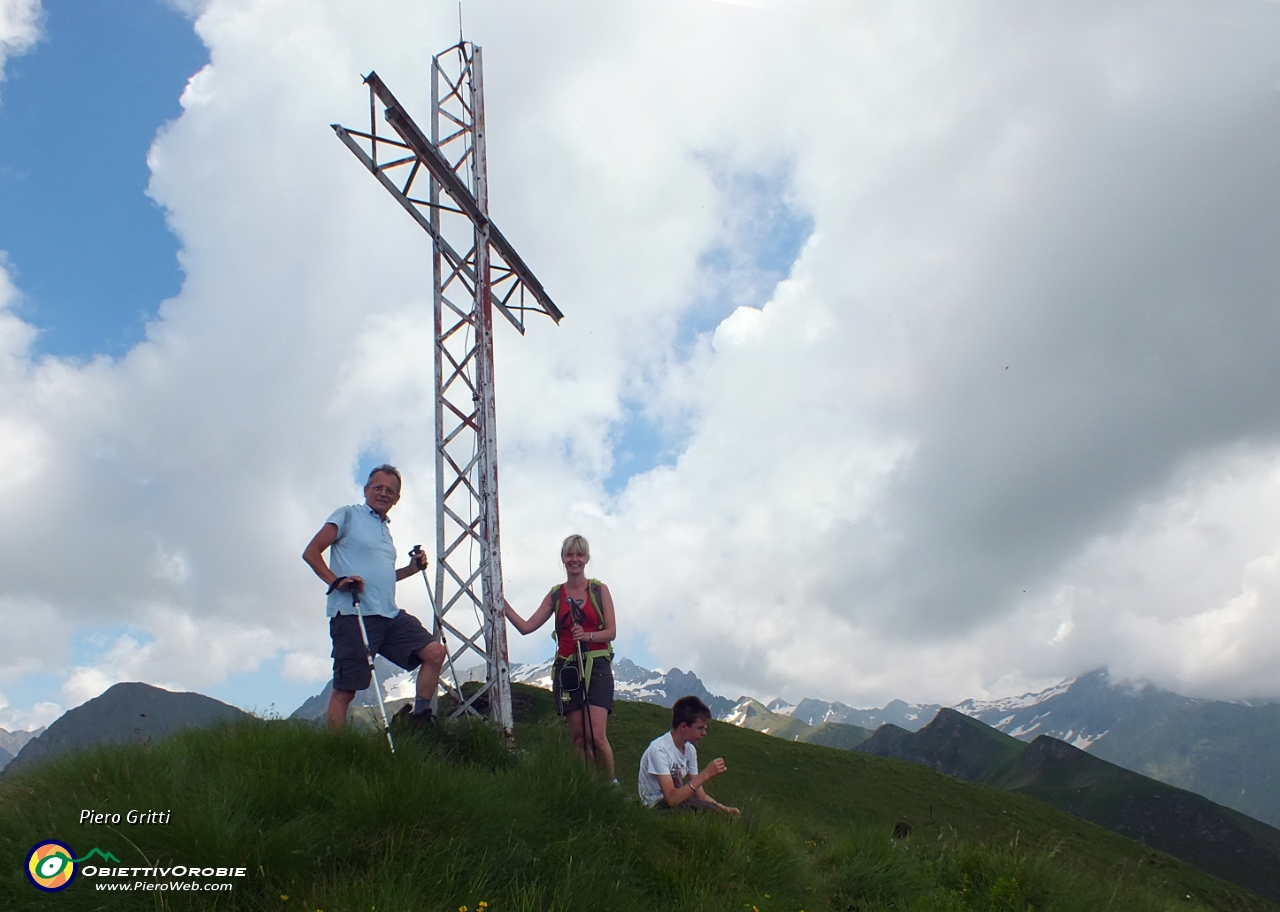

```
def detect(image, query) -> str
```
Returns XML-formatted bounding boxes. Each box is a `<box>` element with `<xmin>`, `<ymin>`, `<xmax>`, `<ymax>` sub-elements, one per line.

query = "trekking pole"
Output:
<box><xmin>574</xmin><ymin>640</ymin><xmax>599</xmax><ymax>769</ymax></box>
<box><xmin>352</xmin><ymin>588</ymin><xmax>395</xmax><ymax>754</ymax></box>
<box><xmin>569</xmin><ymin>601</ymin><xmax>599</xmax><ymax>770</ymax></box>
<box><xmin>410</xmin><ymin>545</ymin><xmax>461</xmax><ymax>714</ymax></box>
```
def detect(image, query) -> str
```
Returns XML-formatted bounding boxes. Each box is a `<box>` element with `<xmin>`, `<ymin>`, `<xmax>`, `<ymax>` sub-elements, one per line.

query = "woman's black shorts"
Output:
<box><xmin>552</xmin><ymin>655</ymin><xmax>614</xmax><ymax>715</ymax></box>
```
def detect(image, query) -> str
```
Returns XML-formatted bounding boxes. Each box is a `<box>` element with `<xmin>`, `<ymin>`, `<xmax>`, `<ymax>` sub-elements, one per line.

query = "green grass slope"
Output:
<box><xmin>1089</xmin><ymin>701</ymin><xmax>1280</xmax><ymax>830</ymax></box>
<box><xmin>801</xmin><ymin>721</ymin><xmax>873</xmax><ymax>751</ymax></box>
<box><xmin>726</xmin><ymin>698</ymin><xmax>816</xmax><ymax>741</ymax></box>
<box><xmin>861</xmin><ymin>710</ymin><xmax>1025</xmax><ymax>784</ymax></box>
<box><xmin>1000</xmin><ymin>736</ymin><xmax>1280</xmax><ymax>905</ymax></box>
<box><xmin>0</xmin><ymin>684</ymin><xmax>1270</xmax><ymax>912</ymax></box>
<box><xmin>855</xmin><ymin>707</ymin><xmax>1280</xmax><ymax>903</ymax></box>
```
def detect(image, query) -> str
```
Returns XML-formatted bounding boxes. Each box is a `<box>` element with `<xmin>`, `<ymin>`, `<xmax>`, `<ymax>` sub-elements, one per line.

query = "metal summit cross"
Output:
<box><xmin>332</xmin><ymin>42</ymin><xmax>562</xmax><ymax>733</ymax></box>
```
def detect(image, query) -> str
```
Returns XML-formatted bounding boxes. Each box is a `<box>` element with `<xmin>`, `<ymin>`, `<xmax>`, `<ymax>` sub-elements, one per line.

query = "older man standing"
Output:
<box><xmin>302</xmin><ymin>464</ymin><xmax>446</xmax><ymax>729</ymax></box>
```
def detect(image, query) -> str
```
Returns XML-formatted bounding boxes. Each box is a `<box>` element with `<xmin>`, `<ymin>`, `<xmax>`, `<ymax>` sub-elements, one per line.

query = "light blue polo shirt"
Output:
<box><xmin>324</xmin><ymin>504</ymin><xmax>400</xmax><ymax>619</ymax></box>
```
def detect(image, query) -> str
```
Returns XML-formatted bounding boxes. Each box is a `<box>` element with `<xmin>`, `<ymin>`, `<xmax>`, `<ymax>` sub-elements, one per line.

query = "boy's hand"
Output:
<box><xmin>698</xmin><ymin>757</ymin><xmax>728</xmax><ymax>784</ymax></box>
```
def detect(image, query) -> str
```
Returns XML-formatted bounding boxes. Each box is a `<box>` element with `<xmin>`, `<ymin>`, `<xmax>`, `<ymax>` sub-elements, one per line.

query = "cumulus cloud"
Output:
<box><xmin>0</xmin><ymin>0</ymin><xmax>40</xmax><ymax>100</ymax></box>
<box><xmin>4</xmin><ymin>0</ymin><xmax>1280</xmax><ymax>718</ymax></box>
<box><xmin>0</xmin><ymin>693</ymin><xmax>60</xmax><ymax>732</ymax></box>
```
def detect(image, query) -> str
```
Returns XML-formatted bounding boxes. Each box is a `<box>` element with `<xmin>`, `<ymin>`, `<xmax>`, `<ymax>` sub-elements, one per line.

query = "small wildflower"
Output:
<box><xmin>459</xmin><ymin>906</ymin><xmax>468</xmax><ymax>912</ymax></box>
<box><xmin>280</xmin><ymin>897</ymin><xmax>288</xmax><ymax>903</ymax></box>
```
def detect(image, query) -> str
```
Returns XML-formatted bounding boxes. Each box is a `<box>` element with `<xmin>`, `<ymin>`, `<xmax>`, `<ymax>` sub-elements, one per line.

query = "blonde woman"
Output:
<box><xmin>505</xmin><ymin>534</ymin><xmax>618</xmax><ymax>782</ymax></box>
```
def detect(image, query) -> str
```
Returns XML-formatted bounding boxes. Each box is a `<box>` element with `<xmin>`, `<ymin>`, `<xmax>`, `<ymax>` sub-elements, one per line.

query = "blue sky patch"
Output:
<box><xmin>606</xmin><ymin>162</ymin><xmax>812</xmax><ymax>493</ymax></box>
<box><xmin>354</xmin><ymin>446</ymin><xmax>394</xmax><ymax>491</ymax></box>
<box><xmin>203</xmin><ymin>654</ymin><xmax>320</xmax><ymax>719</ymax></box>
<box><xmin>0</xmin><ymin>670</ymin><xmax>61</xmax><ymax>727</ymax></box>
<box><xmin>675</xmin><ymin>161</ymin><xmax>813</xmax><ymax>349</ymax></box>
<box><xmin>0</xmin><ymin>624</ymin><xmax>154</xmax><ymax>728</ymax></box>
<box><xmin>604</xmin><ymin>402</ymin><xmax>682</xmax><ymax>496</ymax></box>
<box><xmin>0</xmin><ymin>0</ymin><xmax>206</xmax><ymax>359</ymax></box>
<box><xmin>69</xmin><ymin>623</ymin><xmax>155</xmax><ymax>666</ymax></box>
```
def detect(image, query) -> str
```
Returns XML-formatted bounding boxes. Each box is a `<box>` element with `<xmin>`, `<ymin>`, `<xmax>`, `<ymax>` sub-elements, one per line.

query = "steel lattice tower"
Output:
<box><xmin>333</xmin><ymin>42</ymin><xmax>562</xmax><ymax>732</ymax></box>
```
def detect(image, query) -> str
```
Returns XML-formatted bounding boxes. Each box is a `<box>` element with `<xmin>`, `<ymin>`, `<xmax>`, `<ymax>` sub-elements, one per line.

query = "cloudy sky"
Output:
<box><xmin>2</xmin><ymin>0</ymin><xmax>1280</xmax><ymax>730</ymax></box>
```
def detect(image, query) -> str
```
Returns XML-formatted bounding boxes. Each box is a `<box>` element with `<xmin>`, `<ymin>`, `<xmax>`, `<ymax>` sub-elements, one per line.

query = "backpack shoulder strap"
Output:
<box><xmin>548</xmin><ymin>584</ymin><xmax>565</xmax><ymax>639</ymax></box>
<box><xmin>587</xmin><ymin>579</ymin><xmax>605</xmax><ymax>627</ymax></box>
<box><xmin>578</xmin><ymin>580</ymin><xmax>613</xmax><ymax>660</ymax></box>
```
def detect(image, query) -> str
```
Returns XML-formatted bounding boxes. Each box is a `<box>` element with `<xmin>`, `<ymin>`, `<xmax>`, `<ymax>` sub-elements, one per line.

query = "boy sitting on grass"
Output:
<box><xmin>638</xmin><ymin>695</ymin><xmax>740</xmax><ymax>814</ymax></box>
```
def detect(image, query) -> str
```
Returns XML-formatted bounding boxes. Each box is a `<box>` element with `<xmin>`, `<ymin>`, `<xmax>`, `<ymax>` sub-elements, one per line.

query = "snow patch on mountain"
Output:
<box><xmin>299</xmin><ymin>659</ymin><xmax>1143</xmax><ymax>763</ymax></box>
<box><xmin>510</xmin><ymin>659</ymin><xmax>554</xmax><ymax>691</ymax></box>
<box><xmin>953</xmin><ymin>669</ymin><xmax>1128</xmax><ymax>748</ymax></box>
<box><xmin>790</xmin><ymin>697</ymin><xmax>942</xmax><ymax>732</ymax></box>
<box><xmin>1071</xmin><ymin>730</ymin><xmax>1108</xmax><ymax>750</ymax></box>
<box><xmin>956</xmin><ymin>678</ymin><xmax>1075</xmax><ymax>716</ymax></box>
<box><xmin>723</xmin><ymin>699</ymin><xmax>755</xmax><ymax>727</ymax></box>
<box><xmin>503</xmin><ymin>657</ymin><xmax>736</xmax><ymax>718</ymax></box>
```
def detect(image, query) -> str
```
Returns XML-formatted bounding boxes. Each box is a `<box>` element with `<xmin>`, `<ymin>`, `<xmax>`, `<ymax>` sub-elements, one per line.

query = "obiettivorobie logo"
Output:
<box><xmin>25</xmin><ymin>840</ymin><xmax>248</xmax><ymax>894</ymax></box>
<box><xmin>25</xmin><ymin>842</ymin><xmax>121</xmax><ymax>892</ymax></box>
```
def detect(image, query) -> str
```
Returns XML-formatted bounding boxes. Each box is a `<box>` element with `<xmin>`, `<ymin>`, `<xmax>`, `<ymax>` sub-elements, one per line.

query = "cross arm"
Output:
<box><xmin>364</xmin><ymin>71</ymin><xmax>563</xmax><ymax>326</ymax></box>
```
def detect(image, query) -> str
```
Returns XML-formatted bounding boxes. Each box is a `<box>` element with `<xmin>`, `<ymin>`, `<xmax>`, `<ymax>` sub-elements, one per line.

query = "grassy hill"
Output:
<box><xmin>861</xmin><ymin>712</ymin><xmax>1026</xmax><ymax>784</ymax></box>
<box><xmin>1005</xmin><ymin>737</ymin><xmax>1280</xmax><ymax>903</ymax></box>
<box><xmin>1088</xmin><ymin>699</ymin><xmax>1280</xmax><ymax>830</ymax></box>
<box><xmin>0</xmin><ymin>684</ymin><xmax>1273</xmax><ymax>911</ymax></box>
<box><xmin>859</xmin><ymin>708</ymin><xmax>1280</xmax><ymax>903</ymax></box>
<box><xmin>726</xmin><ymin>700</ymin><xmax>874</xmax><ymax>750</ymax></box>
<box><xmin>725</xmin><ymin>698</ymin><xmax>817</xmax><ymax>740</ymax></box>
<box><xmin>802</xmin><ymin>721</ymin><xmax>873</xmax><ymax>751</ymax></box>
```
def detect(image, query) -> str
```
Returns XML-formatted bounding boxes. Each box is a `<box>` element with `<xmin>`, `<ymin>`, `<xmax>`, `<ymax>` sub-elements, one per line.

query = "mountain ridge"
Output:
<box><xmin>4</xmin><ymin>682</ymin><xmax>248</xmax><ymax>775</ymax></box>
<box><xmin>858</xmin><ymin>706</ymin><xmax>1280</xmax><ymax>904</ymax></box>
<box><xmin>284</xmin><ymin>657</ymin><xmax>1280</xmax><ymax>833</ymax></box>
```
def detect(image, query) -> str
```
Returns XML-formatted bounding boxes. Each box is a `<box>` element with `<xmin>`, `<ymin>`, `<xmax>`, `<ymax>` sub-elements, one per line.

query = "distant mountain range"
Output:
<box><xmin>950</xmin><ymin>669</ymin><xmax>1280</xmax><ymax>830</ymax></box>
<box><xmin>258</xmin><ymin>656</ymin><xmax>1280</xmax><ymax>837</ymax></box>
<box><xmin>0</xmin><ymin>727</ymin><xmax>42</xmax><ymax>756</ymax></box>
<box><xmin>3</xmin><ymin>682</ymin><xmax>247</xmax><ymax>775</ymax></box>
<box><xmin>509</xmin><ymin>657</ymin><xmax>739</xmax><ymax>719</ymax></box>
<box><xmin>858</xmin><ymin>707</ymin><xmax>1280</xmax><ymax>904</ymax></box>
<box><xmin>503</xmin><ymin>659</ymin><xmax>1280</xmax><ymax>832</ymax></box>
<box><xmin>0</xmin><ymin>727</ymin><xmax>43</xmax><ymax>770</ymax></box>
<box><xmin>20</xmin><ymin>660</ymin><xmax>1262</xmax><ymax>839</ymax></box>
<box><xmin>776</xmin><ymin>695</ymin><xmax>943</xmax><ymax>731</ymax></box>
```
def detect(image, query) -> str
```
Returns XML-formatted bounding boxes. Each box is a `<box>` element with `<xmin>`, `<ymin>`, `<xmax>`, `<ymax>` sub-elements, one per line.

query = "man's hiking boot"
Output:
<box><xmin>394</xmin><ymin>704</ymin><xmax>435</xmax><ymax>729</ymax></box>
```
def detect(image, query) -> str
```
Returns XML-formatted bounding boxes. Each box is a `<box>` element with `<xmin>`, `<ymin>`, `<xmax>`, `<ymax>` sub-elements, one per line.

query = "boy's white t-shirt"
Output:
<box><xmin>638</xmin><ymin>731</ymin><xmax>698</xmax><ymax>807</ymax></box>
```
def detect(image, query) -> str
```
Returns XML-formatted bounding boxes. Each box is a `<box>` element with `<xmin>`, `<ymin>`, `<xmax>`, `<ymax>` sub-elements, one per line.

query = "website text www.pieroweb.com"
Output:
<box><xmin>83</xmin><ymin>863</ymin><xmax>246</xmax><ymax>893</ymax></box>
